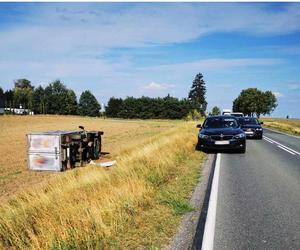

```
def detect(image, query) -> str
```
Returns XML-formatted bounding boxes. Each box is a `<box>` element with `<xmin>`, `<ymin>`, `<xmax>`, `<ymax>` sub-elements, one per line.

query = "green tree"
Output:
<box><xmin>79</xmin><ymin>90</ymin><xmax>100</xmax><ymax>117</ymax></box>
<box><xmin>65</xmin><ymin>90</ymin><xmax>78</xmax><ymax>115</ymax></box>
<box><xmin>13</xmin><ymin>79</ymin><xmax>34</xmax><ymax>110</ymax></box>
<box><xmin>117</xmin><ymin>97</ymin><xmax>138</xmax><ymax>119</ymax></box>
<box><xmin>14</xmin><ymin>79</ymin><xmax>33</xmax><ymax>90</ymax></box>
<box><xmin>44</xmin><ymin>80</ymin><xmax>77</xmax><ymax>115</ymax></box>
<box><xmin>211</xmin><ymin>106</ymin><xmax>221</xmax><ymax>115</ymax></box>
<box><xmin>106</xmin><ymin>97</ymin><xmax>123</xmax><ymax>117</ymax></box>
<box><xmin>258</xmin><ymin>90</ymin><xmax>277</xmax><ymax>117</ymax></box>
<box><xmin>188</xmin><ymin>73</ymin><xmax>207</xmax><ymax>115</ymax></box>
<box><xmin>4</xmin><ymin>90</ymin><xmax>14</xmax><ymax>109</ymax></box>
<box><xmin>0</xmin><ymin>87</ymin><xmax>4</xmax><ymax>111</ymax></box>
<box><xmin>32</xmin><ymin>86</ymin><xmax>46</xmax><ymax>114</ymax></box>
<box><xmin>233</xmin><ymin>88</ymin><xmax>277</xmax><ymax>118</ymax></box>
<box><xmin>106</xmin><ymin>95</ymin><xmax>197</xmax><ymax>120</ymax></box>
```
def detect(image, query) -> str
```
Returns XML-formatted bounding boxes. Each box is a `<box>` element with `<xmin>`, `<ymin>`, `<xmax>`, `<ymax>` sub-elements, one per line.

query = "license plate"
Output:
<box><xmin>245</xmin><ymin>131</ymin><xmax>254</xmax><ymax>135</ymax></box>
<box><xmin>215</xmin><ymin>141</ymin><xmax>230</xmax><ymax>145</ymax></box>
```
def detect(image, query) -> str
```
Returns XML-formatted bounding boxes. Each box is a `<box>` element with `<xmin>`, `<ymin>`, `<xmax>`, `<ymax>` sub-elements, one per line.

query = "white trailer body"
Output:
<box><xmin>27</xmin><ymin>130</ymin><xmax>80</xmax><ymax>171</ymax></box>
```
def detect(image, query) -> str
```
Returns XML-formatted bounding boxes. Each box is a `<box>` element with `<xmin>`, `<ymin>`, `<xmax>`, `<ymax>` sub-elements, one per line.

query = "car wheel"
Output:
<box><xmin>195</xmin><ymin>137</ymin><xmax>202</xmax><ymax>151</ymax></box>
<box><xmin>238</xmin><ymin>146</ymin><xmax>246</xmax><ymax>153</ymax></box>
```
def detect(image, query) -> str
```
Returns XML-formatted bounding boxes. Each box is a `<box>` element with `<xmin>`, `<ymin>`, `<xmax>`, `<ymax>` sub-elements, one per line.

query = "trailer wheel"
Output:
<box><xmin>61</xmin><ymin>162</ymin><xmax>67</xmax><ymax>172</ymax></box>
<box><xmin>94</xmin><ymin>138</ymin><xmax>101</xmax><ymax>159</ymax></box>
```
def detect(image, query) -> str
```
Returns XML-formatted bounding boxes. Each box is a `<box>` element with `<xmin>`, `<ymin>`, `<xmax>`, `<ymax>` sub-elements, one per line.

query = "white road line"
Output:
<box><xmin>201</xmin><ymin>153</ymin><xmax>221</xmax><ymax>250</ymax></box>
<box><xmin>263</xmin><ymin>137</ymin><xmax>274</xmax><ymax>144</ymax></box>
<box><xmin>264</xmin><ymin>136</ymin><xmax>300</xmax><ymax>156</ymax></box>
<box><xmin>277</xmin><ymin>145</ymin><xmax>296</xmax><ymax>155</ymax></box>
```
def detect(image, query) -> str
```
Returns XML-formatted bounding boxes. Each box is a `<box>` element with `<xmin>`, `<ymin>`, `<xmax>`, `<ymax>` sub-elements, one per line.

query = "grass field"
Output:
<box><xmin>0</xmin><ymin>115</ymin><xmax>181</xmax><ymax>201</ymax></box>
<box><xmin>0</xmin><ymin>115</ymin><xmax>205</xmax><ymax>249</ymax></box>
<box><xmin>261</xmin><ymin>117</ymin><xmax>300</xmax><ymax>136</ymax></box>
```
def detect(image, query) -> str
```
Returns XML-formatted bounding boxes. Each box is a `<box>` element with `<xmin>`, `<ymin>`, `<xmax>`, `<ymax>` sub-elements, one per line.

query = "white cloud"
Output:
<box><xmin>273</xmin><ymin>91</ymin><xmax>284</xmax><ymax>98</ymax></box>
<box><xmin>0</xmin><ymin>2</ymin><xmax>298</xmax><ymax>116</ymax></box>
<box><xmin>142</xmin><ymin>82</ymin><xmax>175</xmax><ymax>91</ymax></box>
<box><xmin>140</xmin><ymin>58</ymin><xmax>284</xmax><ymax>73</ymax></box>
<box><xmin>1</xmin><ymin>3</ymin><xmax>300</xmax><ymax>59</ymax></box>
<box><xmin>0</xmin><ymin>3</ymin><xmax>294</xmax><ymax>89</ymax></box>
<box><xmin>287</xmin><ymin>83</ymin><xmax>300</xmax><ymax>90</ymax></box>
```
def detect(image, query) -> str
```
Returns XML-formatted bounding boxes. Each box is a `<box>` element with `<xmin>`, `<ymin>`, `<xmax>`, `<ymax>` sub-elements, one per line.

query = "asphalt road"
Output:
<box><xmin>211</xmin><ymin>128</ymin><xmax>300</xmax><ymax>249</ymax></box>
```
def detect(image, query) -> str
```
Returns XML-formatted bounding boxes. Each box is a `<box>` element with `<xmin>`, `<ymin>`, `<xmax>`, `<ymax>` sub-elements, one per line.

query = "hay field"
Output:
<box><xmin>0</xmin><ymin>115</ymin><xmax>181</xmax><ymax>201</ymax></box>
<box><xmin>0</xmin><ymin>115</ymin><xmax>205</xmax><ymax>249</ymax></box>
<box><xmin>261</xmin><ymin>117</ymin><xmax>300</xmax><ymax>136</ymax></box>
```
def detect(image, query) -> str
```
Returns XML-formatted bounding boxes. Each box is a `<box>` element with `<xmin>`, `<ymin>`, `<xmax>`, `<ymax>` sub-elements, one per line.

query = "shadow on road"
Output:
<box><xmin>196</xmin><ymin>148</ymin><xmax>244</xmax><ymax>154</ymax></box>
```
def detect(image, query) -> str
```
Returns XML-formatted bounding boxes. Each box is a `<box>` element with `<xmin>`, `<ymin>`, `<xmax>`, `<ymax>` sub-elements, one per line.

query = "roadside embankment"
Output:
<box><xmin>261</xmin><ymin>118</ymin><xmax>300</xmax><ymax>136</ymax></box>
<box><xmin>0</xmin><ymin>122</ymin><xmax>206</xmax><ymax>249</ymax></box>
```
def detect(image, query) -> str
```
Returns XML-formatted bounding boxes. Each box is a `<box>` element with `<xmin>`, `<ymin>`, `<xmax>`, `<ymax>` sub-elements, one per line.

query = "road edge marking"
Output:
<box><xmin>201</xmin><ymin>153</ymin><xmax>221</xmax><ymax>250</ymax></box>
<box><xmin>263</xmin><ymin>137</ymin><xmax>274</xmax><ymax>144</ymax></box>
<box><xmin>277</xmin><ymin>145</ymin><xmax>296</xmax><ymax>155</ymax></box>
<box><xmin>264</xmin><ymin>136</ymin><xmax>300</xmax><ymax>156</ymax></box>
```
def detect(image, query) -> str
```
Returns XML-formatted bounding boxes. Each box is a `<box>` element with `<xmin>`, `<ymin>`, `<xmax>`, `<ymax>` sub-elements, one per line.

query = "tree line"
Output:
<box><xmin>0</xmin><ymin>73</ymin><xmax>208</xmax><ymax>119</ymax></box>
<box><xmin>1</xmin><ymin>75</ymin><xmax>278</xmax><ymax>119</ymax></box>
<box><xmin>106</xmin><ymin>95</ymin><xmax>199</xmax><ymax>119</ymax></box>
<box><xmin>1</xmin><ymin>79</ymin><xmax>101</xmax><ymax>116</ymax></box>
<box><xmin>105</xmin><ymin>73</ymin><xmax>207</xmax><ymax>119</ymax></box>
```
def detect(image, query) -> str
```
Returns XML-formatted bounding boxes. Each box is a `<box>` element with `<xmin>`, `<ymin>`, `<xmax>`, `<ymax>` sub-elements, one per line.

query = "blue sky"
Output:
<box><xmin>0</xmin><ymin>2</ymin><xmax>300</xmax><ymax>117</ymax></box>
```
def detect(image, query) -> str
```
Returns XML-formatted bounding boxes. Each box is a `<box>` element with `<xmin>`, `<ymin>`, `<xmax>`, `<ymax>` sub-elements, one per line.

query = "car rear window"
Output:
<box><xmin>238</xmin><ymin>118</ymin><xmax>259</xmax><ymax>125</ymax></box>
<box><xmin>203</xmin><ymin>117</ymin><xmax>239</xmax><ymax>128</ymax></box>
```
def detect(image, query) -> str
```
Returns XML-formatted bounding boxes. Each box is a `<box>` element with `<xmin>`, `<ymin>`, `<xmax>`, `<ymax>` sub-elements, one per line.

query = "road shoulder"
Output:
<box><xmin>263</xmin><ymin>126</ymin><xmax>300</xmax><ymax>139</ymax></box>
<box><xmin>165</xmin><ymin>154</ymin><xmax>215</xmax><ymax>250</ymax></box>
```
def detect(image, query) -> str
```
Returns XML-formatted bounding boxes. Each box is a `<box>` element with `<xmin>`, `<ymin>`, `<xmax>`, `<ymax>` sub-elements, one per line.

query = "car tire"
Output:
<box><xmin>238</xmin><ymin>146</ymin><xmax>246</xmax><ymax>153</ymax></box>
<box><xmin>258</xmin><ymin>135</ymin><xmax>263</xmax><ymax>140</ymax></box>
<box><xmin>195</xmin><ymin>137</ymin><xmax>202</xmax><ymax>151</ymax></box>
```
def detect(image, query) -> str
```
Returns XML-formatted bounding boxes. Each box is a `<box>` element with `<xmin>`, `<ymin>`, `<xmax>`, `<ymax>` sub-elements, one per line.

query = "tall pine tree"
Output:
<box><xmin>188</xmin><ymin>73</ymin><xmax>207</xmax><ymax>115</ymax></box>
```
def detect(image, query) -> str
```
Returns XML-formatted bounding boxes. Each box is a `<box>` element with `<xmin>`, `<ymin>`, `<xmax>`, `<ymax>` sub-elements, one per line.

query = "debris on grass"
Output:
<box><xmin>90</xmin><ymin>160</ymin><xmax>117</xmax><ymax>167</ymax></box>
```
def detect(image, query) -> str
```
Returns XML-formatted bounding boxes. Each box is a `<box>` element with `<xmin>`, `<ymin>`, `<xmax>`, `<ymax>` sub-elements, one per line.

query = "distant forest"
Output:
<box><xmin>0</xmin><ymin>73</ymin><xmax>207</xmax><ymax>119</ymax></box>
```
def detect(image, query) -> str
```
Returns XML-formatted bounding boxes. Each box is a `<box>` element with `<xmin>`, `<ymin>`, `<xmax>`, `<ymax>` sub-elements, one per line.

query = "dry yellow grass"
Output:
<box><xmin>261</xmin><ymin>117</ymin><xmax>300</xmax><ymax>136</ymax></box>
<box><xmin>0</xmin><ymin>115</ymin><xmax>205</xmax><ymax>249</ymax></box>
<box><xmin>0</xmin><ymin>115</ymin><xmax>181</xmax><ymax>201</ymax></box>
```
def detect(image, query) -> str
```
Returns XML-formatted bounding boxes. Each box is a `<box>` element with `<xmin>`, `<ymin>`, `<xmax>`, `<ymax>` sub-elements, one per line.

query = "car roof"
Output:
<box><xmin>238</xmin><ymin>117</ymin><xmax>257</xmax><ymax>119</ymax></box>
<box><xmin>207</xmin><ymin>115</ymin><xmax>237</xmax><ymax>119</ymax></box>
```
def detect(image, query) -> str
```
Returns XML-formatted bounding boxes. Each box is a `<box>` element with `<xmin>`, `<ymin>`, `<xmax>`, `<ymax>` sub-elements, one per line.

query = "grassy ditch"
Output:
<box><xmin>0</xmin><ymin>115</ymin><xmax>182</xmax><ymax>201</ymax></box>
<box><xmin>261</xmin><ymin>118</ymin><xmax>300</xmax><ymax>136</ymax></box>
<box><xmin>0</xmin><ymin>122</ymin><xmax>205</xmax><ymax>249</ymax></box>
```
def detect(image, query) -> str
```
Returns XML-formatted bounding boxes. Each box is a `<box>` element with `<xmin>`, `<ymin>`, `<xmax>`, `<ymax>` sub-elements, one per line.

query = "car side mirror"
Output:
<box><xmin>196</xmin><ymin>124</ymin><xmax>202</xmax><ymax>129</ymax></box>
<box><xmin>260</xmin><ymin>121</ymin><xmax>264</xmax><ymax>125</ymax></box>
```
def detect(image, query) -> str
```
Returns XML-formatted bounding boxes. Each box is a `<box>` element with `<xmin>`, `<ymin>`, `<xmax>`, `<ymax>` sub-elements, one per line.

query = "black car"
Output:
<box><xmin>238</xmin><ymin>117</ymin><xmax>263</xmax><ymax>139</ymax></box>
<box><xmin>196</xmin><ymin>116</ymin><xmax>246</xmax><ymax>153</ymax></box>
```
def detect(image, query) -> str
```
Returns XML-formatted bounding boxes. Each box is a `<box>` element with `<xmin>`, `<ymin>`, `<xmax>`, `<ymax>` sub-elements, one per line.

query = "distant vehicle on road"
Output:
<box><xmin>222</xmin><ymin>109</ymin><xmax>232</xmax><ymax>116</ymax></box>
<box><xmin>238</xmin><ymin>117</ymin><xmax>263</xmax><ymax>139</ymax></box>
<box><xmin>196</xmin><ymin>116</ymin><xmax>246</xmax><ymax>153</ymax></box>
<box><xmin>231</xmin><ymin>112</ymin><xmax>244</xmax><ymax>117</ymax></box>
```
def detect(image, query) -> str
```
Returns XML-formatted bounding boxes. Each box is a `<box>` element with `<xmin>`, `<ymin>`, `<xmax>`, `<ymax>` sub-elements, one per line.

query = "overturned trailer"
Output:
<box><xmin>27</xmin><ymin>127</ymin><xmax>103</xmax><ymax>171</ymax></box>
